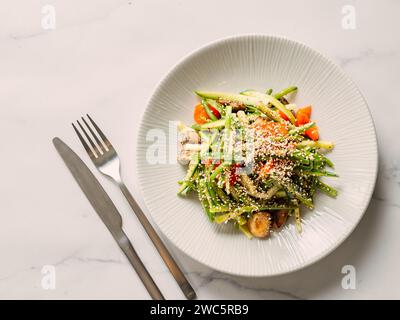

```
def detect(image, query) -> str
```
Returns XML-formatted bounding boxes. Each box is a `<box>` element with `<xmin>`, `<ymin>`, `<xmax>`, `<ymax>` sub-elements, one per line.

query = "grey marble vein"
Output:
<box><xmin>186</xmin><ymin>270</ymin><xmax>303</xmax><ymax>300</ymax></box>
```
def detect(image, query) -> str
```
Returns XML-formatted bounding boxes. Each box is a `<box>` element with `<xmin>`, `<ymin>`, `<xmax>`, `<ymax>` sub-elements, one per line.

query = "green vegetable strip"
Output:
<box><xmin>202</xmin><ymin>182</ymin><xmax>218</xmax><ymax>221</ymax></box>
<box><xmin>235</xmin><ymin>216</ymin><xmax>247</xmax><ymax>226</ymax></box>
<box><xmin>210</xmin><ymin>162</ymin><xmax>230</xmax><ymax>180</ymax></box>
<box><xmin>225</xmin><ymin>105</ymin><xmax>232</xmax><ymax>129</ymax></box>
<box><xmin>177</xmin><ymin>153</ymin><xmax>200</xmax><ymax>195</ymax></box>
<box><xmin>291</xmin><ymin>151</ymin><xmax>311</xmax><ymax>165</ymax></box>
<box><xmin>206</xmin><ymin>181</ymin><xmax>219</xmax><ymax>206</ymax></box>
<box><xmin>209</xmin><ymin>206</ymin><xmax>230</xmax><ymax>213</ymax></box>
<box><xmin>296</xmin><ymin>140</ymin><xmax>334</xmax><ymax>150</ymax></box>
<box><xmin>230</xmin><ymin>185</ymin><xmax>257</xmax><ymax>205</ymax></box>
<box><xmin>214</xmin><ymin>204</ymin><xmax>297</xmax><ymax>224</ymax></box>
<box><xmin>294</xmin><ymin>207</ymin><xmax>302</xmax><ymax>233</ymax></box>
<box><xmin>241</xmin><ymin>90</ymin><xmax>296</xmax><ymax>124</ymax></box>
<box><xmin>258</xmin><ymin>204</ymin><xmax>299</xmax><ymax>210</ymax></box>
<box><xmin>255</xmin><ymin>104</ymin><xmax>283</xmax><ymax>123</ymax></box>
<box><xmin>228</xmin><ymin>185</ymin><xmax>242</xmax><ymax>202</ymax></box>
<box><xmin>261</xmin><ymin>179</ymin><xmax>275</xmax><ymax>190</ymax></box>
<box><xmin>266</xmin><ymin>88</ymin><xmax>273</xmax><ymax>95</ymax></box>
<box><xmin>274</xmin><ymin>190</ymin><xmax>287</xmax><ymax>198</ymax></box>
<box><xmin>191</xmin><ymin>124</ymin><xmax>201</xmax><ymax>131</ymax></box>
<box><xmin>202</xmin><ymin>180</ymin><xmax>214</xmax><ymax>207</ymax></box>
<box><xmin>223</xmin><ymin>105</ymin><xmax>233</xmax><ymax>162</ymax></box>
<box><xmin>214</xmin><ymin>213</ymin><xmax>231</xmax><ymax>224</ymax></box>
<box><xmin>279</xmin><ymin>179</ymin><xmax>314</xmax><ymax>209</ymax></box>
<box><xmin>238</xmin><ymin>224</ymin><xmax>253</xmax><ymax>239</ymax></box>
<box><xmin>201</xmin><ymin>99</ymin><xmax>218</xmax><ymax>121</ymax></box>
<box><xmin>321</xmin><ymin>155</ymin><xmax>334</xmax><ymax>168</ymax></box>
<box><xmin>206</xmin><ymin>99</ymin><xmax>223</xmax><ymax>115</ymax></box>
<box><xmin>239</xmin><ymin>89</ymin><xmax>255</xmax><ymax>95</ymax></box>
<box><xmin>292</xmin><ymin>149</ymin><xmax>334</xmax><ymax>169</ymax></box>
<box><xmin>316</xmin><ymin>179</ymin><xmax>338</xmax><ymax>197</ymax></box>
<box><xmin>198</xmin><ymin>181</ymin><xmax>214</xmax><ymax>221</ymax></box>
<box><xmin>240</xmin><ymin>174</ymin><xmax>279</xmax><ymax>200</ymax></box>
<box><xmin>301</xmin><ymin>170</ymin><xmax>338</xmax><ymax>177</ymax></box>
<box><xmin>193</xmin><ymin>119</ymin><xmax>225</xmax><ymax>130</ymax></box>
<box><xmin>246</xmin><ymin>106</ymin><xmax>262</xmax><ymax>115</ymax></box>
<box><xmin>214</xmin><ymin>206</ymin><xmax>258</xmax><ymax>224</ymax></box>
<box><xmin>273</xmin><ymin>86</ymin><xmax>298</xmax><ymax>99</ymax></box>
<box><xmin>195</xmin><ymin>91</ymin><xmax>284</xmax><ymax>123</ymax></box>
<box><xmin>289</xmin><ymin>121</ymin><xmax>315</xmax><ymax>135</ymax></box>
<box><xmin>215</xmin><ymin>186</ymin><xmax>230</xmax><ymax>204</ymax></box>
<box><xmin>196</xmin><ymin>91</ymin><xmax>259</xmax><ymax>104</ymax></box>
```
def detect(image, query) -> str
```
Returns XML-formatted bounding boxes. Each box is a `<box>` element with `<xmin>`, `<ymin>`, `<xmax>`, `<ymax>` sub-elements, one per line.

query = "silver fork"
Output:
<box><xmin>72</xmin><ymin>114</ymin><xmax>196</xmax><ymax>300</ymax></box>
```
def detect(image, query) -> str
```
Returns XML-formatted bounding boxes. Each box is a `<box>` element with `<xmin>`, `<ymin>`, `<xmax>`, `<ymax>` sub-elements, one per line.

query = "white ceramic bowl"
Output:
<box><xmin>137</xmin><ymin>35</ymin><xmax>378</xmax><ymax>276</ymax></box>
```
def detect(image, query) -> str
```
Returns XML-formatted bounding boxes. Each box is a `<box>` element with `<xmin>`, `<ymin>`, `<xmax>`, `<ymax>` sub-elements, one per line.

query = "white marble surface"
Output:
<box><xmin>0</xmin><ymin>0</ymin><xmax>399</xmax><ymax>299</ymax></box>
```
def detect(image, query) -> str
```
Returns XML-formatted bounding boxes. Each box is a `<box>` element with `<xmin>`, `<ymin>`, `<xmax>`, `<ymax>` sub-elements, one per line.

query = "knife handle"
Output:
<box><xmin>119</xmin><ymin>183</ymin><xmax>196</xmax><ymax>300</ymax></box>
<box><xmin>117</xmin><ymin>231</ymin><xmax>164</xmax><ymax>300</ymax></box>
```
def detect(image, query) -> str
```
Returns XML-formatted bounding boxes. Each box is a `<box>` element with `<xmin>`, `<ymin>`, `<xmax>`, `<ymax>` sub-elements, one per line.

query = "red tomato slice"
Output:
<box><xmin>193</xmin><ymin>104</ymin><xmax>209</xmax><ymax>124</ymax></box>
<box><xmin>278</xmin><ymin>110</ymin><xmax>289</xmax><ymax>121</ymax></box>
<box><xmin>296</xmin><ymin>106</ymin><xmax>312</xmax><ymax>126</ymax></box>
<box><xmin>208</xmin><ymin>104</ymin><xmax>221</xmax><ymax>119</ymax></box>
<box><xmin>229</xmin><ymin>163</ymin><xmax>242</xmax><ymax>185</ymax></box>
<box><xmin>305</xmin><ymin>126</ymin><xmax>319</xmax><ymax>141</ymax></box>
<box><xmin>194</xmin><ymin>103</ymin><xmax>221</xmax><ymax>124</ymax></box>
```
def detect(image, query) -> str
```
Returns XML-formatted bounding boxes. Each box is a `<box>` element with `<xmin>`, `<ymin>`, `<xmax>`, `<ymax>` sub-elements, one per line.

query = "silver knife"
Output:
<box><xmin>52</xmin><ymin>137</ymin><xmax>164</xmax><ymax>300</ymax></box>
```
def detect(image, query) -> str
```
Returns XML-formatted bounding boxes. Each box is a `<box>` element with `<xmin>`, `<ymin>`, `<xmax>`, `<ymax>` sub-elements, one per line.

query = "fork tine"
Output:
<box><xmin>72</xmin><ymin>123</ymin><xmax>97</xmax><ymax>159</ymax></box>
<box><xmin>86</xmin><ymin>114</ymin><xmax>113</xmax><ymax>150</ymax></box>
<box><xmin>76</xmin><ymin>119</ymin><xmax>102</xmax><ymax>157</ymax></box>
<box><xmin>81</xmin><ymin>116</ymin><xmax>107</xmax><ymax>153</ymax></box>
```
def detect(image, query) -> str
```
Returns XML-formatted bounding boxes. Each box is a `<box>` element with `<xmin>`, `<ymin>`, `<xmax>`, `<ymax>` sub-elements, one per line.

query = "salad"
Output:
<box><xmin>177</xmin><ymin>86</ymin><xmax>337</xmax><ymax>239</ymax></box>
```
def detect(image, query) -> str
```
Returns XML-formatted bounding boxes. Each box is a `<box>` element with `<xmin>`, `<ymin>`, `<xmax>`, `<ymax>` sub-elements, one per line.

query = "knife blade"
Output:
<box><xmin>52</xmin><ymin>137</ymin><xmax>164</xmax><ymax>300</ymax></box>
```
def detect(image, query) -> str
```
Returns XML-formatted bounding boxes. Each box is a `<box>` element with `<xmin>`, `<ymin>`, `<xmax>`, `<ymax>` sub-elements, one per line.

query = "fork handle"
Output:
<box><xmin>117</xmin><ymin>231</ymin><xmax>164</xmax><ymax>300</ymax></box>
<box><xmin>119</xmin><ymin>183</ymin><xmax>197</xmax><ymax>300</ymax></box>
